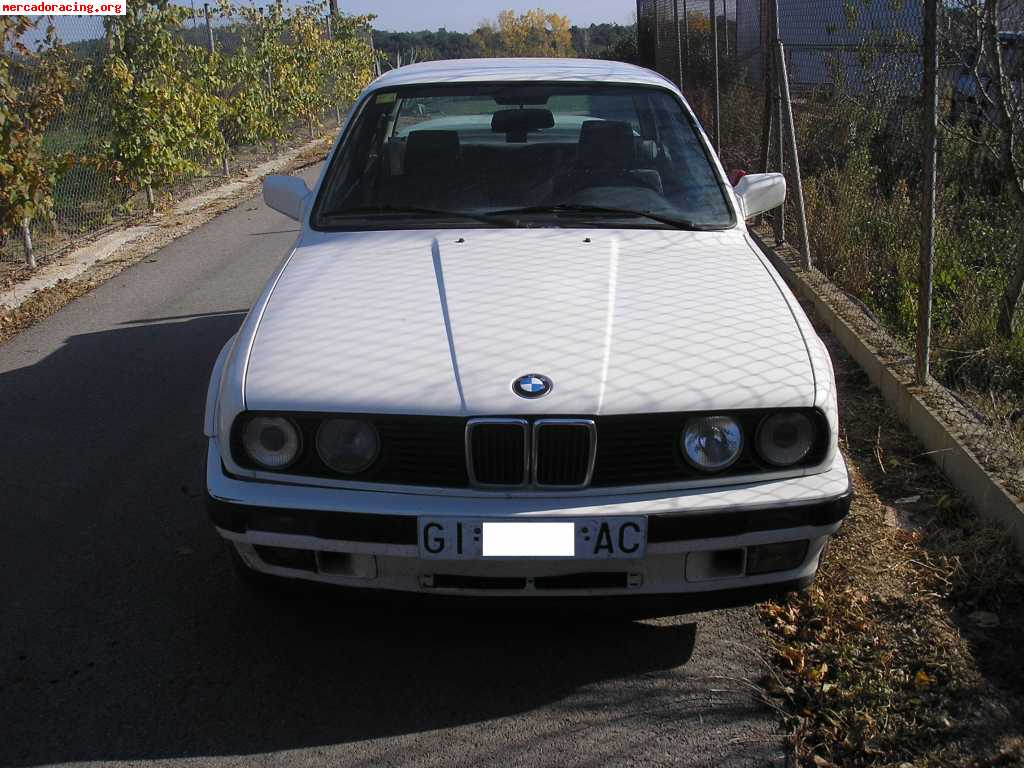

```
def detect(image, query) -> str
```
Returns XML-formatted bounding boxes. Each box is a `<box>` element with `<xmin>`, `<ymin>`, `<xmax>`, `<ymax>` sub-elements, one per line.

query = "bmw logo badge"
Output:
<box><xmin>512</xmin><ymin>373</ymin><xmax>552</xmax><ymax>399</ymax></box>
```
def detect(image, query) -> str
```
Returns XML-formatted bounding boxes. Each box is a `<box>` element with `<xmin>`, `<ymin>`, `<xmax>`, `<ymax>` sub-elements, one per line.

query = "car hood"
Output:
<box><xmin>243</xmin><ymin>228</ymin><xmax>815</xmax><ymax>416</ymax></box>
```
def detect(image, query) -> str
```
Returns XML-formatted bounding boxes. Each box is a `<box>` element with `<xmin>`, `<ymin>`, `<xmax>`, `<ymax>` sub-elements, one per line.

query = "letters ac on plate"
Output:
<box><xmin>589</xmin><ymin>520</ymin><xmax>642</xmax><ymax>555</ymax></box>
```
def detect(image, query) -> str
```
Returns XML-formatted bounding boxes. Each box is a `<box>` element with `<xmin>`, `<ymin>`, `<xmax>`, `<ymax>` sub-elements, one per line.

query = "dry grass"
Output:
<box><xmin>759</xmin><ymin>319</ymin><xmax>1024</xmax><ymax>767</ymax></box>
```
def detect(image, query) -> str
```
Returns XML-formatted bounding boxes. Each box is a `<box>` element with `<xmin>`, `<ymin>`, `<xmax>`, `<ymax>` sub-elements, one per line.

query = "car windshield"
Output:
<box><xmin>312</xmin><ymin>82</ymin><xmax>734</xmax><ymax>230</ymax></box>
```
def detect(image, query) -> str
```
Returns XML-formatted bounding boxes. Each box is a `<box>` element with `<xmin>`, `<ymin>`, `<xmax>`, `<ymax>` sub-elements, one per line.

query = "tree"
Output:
<box><xmin>571</xmin><ymin>22</ymin><xmax>637</xmax><ymax>60</ymax></box>
<box><xmin>470</xmin><ymin>9</ymin><xmax>575</xmax><ymax>58</ymax></box>
<box><xmin>945</xmin><ymin>0</ymin><xmax>1024</xmax><ymax>337</ymax></box>
<box><xmin>220</xmin><ymin>2</ymin><xmax>374</xmax><ymax>143</ymax></box>
<box><xmin>96</xmin><ymin>0</ymin><xmax>225</xmax><ymax>201</ymax></box>
<box><xmin>0</xmin><ymin>17</ymin><xmax>74</xmax><ymax>260</ymax></box>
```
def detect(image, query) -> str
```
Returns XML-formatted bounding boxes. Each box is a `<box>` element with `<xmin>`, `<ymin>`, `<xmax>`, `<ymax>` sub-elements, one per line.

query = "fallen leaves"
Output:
<box><xmin>779</xmin><ymin>645</ymin><xmax>806</xmax><ymax>673</ymax></box>
<box><xmin>757</xmin><ymin>327</ymin><xmax>1024</xmax><ymax>767</ymax></box>
<box><xmin>807</xmin><ymin>662</ymin><xmax>829</xmax><ymax>684</ymax></box>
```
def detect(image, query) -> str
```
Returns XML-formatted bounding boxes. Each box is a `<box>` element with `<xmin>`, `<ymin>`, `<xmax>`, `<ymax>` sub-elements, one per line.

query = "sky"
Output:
<box><xmin>25</xmin><ymin>0</ymin><xmax>637</xmax><ymax>45</ymax></box>
<box><xmin>339</xmin><ymin>0</ymin><xmax>636</xmax><ymax>32</ymax></box>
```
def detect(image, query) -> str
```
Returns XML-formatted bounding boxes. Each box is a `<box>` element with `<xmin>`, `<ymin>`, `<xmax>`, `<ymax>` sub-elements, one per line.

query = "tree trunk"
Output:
<box><xmin>997</xmin><ymin>231</ymin><xmax>1024</xmax><ymax>337</ymax></box>
<box><xmin>21</xmin><ymin>219</ymin><xmax>36</xmax><ymax>269</ymax></box>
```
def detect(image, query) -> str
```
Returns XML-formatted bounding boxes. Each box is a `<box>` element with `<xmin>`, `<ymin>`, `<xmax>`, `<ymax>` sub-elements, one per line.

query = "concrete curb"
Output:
<box><xmin>2</xmin><ymin>137</ymin><xmax>327</xmax><ymax>313</ymax></box>
<box><xmin>750</xmin><ymin>227</ymin><xmax>1024</xmax><ymax>553</ymax></box>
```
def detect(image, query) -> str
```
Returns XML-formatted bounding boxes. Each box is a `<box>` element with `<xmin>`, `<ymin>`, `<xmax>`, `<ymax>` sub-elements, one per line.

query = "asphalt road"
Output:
<box><xmin>0</xmin><ymin>165</ymin><xmax>784</xmax><ymax>767</ymax></box>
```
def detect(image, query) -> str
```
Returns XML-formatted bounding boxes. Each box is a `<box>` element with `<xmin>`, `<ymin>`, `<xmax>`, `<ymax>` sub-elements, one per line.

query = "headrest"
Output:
<box><xmin>577</xmin><ymin>120</ymin><xmax>635</xmax><ymax>170</ymax></box>
<box><xmin>404</xmin><ymin>130</ymin><xmax>460</xmax><ymax>176</ymax></box>
<box><xmin>491</xmin><ymin>108</ymin><xmax>555</xmax><ymax>135</ymax></box>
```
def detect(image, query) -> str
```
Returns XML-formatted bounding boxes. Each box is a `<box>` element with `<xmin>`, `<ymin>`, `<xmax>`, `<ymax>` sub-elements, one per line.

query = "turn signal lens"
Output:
<box><xmin>681</xmin><ymin>415</ymin><xmax>743</xmax><ymax>472</ymax></box>
<box><xmin>242</xmin><ymin>416</ymin><xmax>302</xmax><ymax>469</ymax></box>
<box><xmin>756</xmin><ymin>412</ymin><xmax>815</xmax><ymax>467</ymax></box>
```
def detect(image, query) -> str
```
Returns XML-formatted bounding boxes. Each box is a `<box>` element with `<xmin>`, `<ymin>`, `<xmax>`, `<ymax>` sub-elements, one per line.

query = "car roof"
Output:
<box><xmin>367</xmin><ymin>57</ymin><xmax>678</xmax><ymax>92</ymax></box>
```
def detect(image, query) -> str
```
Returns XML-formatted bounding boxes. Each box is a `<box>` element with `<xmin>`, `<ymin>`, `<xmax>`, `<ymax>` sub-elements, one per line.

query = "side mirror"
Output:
<box><xmin>733</xmin><ymin>172</ymin><xmax>786</xmax><ymax>220</ymax></box>
<box><xmin>263</xmin><ymin>175</ymin><xmax>311</xmax><ymax>221</ymax></box>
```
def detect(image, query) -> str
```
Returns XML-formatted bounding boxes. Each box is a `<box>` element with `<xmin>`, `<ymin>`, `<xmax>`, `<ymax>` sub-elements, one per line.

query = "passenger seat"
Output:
<box><xmin>555</xmin><ymin>120</ymin><xmax>664</xmax><ymax>198</ymax></box>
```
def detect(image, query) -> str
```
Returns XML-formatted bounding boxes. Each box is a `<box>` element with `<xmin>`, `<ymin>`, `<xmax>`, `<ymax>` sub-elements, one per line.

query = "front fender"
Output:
<box><xmin>204</xmin><ymin>335</ymin><xmax>236</xmax><ymax>438</ymax></box>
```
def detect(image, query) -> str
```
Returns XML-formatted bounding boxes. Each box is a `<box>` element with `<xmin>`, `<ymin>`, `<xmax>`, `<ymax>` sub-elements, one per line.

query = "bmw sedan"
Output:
<box><xmin>204</xmin><ymin>57</ymin><xmax>851</xmax><ymax>605</ymax></box>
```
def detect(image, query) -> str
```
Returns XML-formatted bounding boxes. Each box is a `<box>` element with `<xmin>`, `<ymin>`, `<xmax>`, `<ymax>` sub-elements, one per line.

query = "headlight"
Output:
<box><xmin>756</xmin><ymin>412</ymin><xmax>815</xmax><ymax>466</ymax></box>
<box><xmin>242</xmin><ymin>416</ymin><xmax>302</xmax><ymax>469</ymax></box>
<box><xmin>681</xmin><ymin>415</ymin><xmax>743</xmax><ymax>472</ymax></box>
<box><xmin>316</xmin><ymin>418</ymin><xmax>379</xmax><ymax>474</ymax></box>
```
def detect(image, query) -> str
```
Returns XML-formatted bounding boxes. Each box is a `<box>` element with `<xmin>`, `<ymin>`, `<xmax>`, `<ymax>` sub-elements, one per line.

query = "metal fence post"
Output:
<box><xmin>759</xmin><ymin>62</ymin><xmax>773</xmax><ymax>173</ymax></box>
<box><xmin>652</xmin><ymin>0</ymin><xmax>659</xmax><ymax>73</ymax></box>
<box><xmin>711</xmin><ymin>0</ymin><xmax>721</xmax><ymax>155</ymax></box>
<box><xmin>917</xmin><ymin>0</ymin><xmax>939</xmax><ymax>384</ymax></box>
<box><xmin>723</xmin><ymin>0</ymin><xmax>729</xmax><ymax>58</ymax></box>
<box><xmin>774</xmin><ymin>69</ymin><xmax>785</xmax><ymax>244</ymax></box>
<box><xmin>765</xmin><ymin>0</ymin><xmax>786</xmax><ymax>241</ymax></box>
<box><xmin>681</xmin><ymin>0</ymin><xmax>689</xmax><ymax>71</ymax></box>
<box><xmin>774</xmin><ymin>40</ymin><xmax>811</xmax><ymax>268</ymax></box>
<box><xmin>673</xmin><ymin>0</ymin><xmax>683</xmax><ymax>88</ymax></box>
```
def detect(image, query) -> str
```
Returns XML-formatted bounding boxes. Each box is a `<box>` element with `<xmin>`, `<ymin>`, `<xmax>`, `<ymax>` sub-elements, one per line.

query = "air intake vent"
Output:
<box><xmin>467</xmin><ymin>419</ymin><xmax>528</xmax><ymax>486</ymax></box>
<box><xmin>534</xmin><ymin>419</ymin><xmax>596</xmax><ymax>487</ymax></box>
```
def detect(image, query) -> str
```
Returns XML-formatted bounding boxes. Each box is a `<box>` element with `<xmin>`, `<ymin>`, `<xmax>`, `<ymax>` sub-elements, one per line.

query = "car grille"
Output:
<box><xmin>467</xmin><ymin>418</ymin><xmax>595</xmax><ymax>487</ymax></box>
<box><xmin>532</xmin><ymin>420</ymin><xmax>595</xmax><ymax>487</ymax></box>
<box><xmin>467</xmin><ymin>419</ymin><xmax>528</xmax><ymax>486</ymax></box>
<box><xmin>232</xmin><ymin>409</ymin><xmax>829</xmax><ymax>489</ymax></box>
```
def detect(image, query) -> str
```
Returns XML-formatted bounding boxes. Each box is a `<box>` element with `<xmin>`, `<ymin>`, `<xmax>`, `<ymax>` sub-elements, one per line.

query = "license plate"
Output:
<box><xmin>417</xmin><ymin>517</ymin><xmax>647</xmax><ymax>560</ymax></box>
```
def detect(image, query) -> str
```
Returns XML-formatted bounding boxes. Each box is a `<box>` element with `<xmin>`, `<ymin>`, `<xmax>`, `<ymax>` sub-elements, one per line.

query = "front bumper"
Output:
<box><xmin>207</xmin><ymin>438</ymin><xmax>851</xmax><ymax>601</ymax></box>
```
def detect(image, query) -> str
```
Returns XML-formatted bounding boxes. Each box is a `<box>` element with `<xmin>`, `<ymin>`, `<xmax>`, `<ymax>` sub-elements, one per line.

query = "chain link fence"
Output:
<box><xmin>638</xmin><ymin>0</ymin><xmax>1024</xmax><ymax>503</ymax></box>
<box><xmin>1</xmin><ymin>5</ymin><xmax>367</xmax><ymax>274</ymax></box>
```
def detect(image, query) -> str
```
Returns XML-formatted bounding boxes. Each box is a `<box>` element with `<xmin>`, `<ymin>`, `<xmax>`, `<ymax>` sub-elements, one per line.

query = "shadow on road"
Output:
<box><xmin>0</xmin><ymin>314</ymin><xmax>706</xmax><ymax>766</ymax></box>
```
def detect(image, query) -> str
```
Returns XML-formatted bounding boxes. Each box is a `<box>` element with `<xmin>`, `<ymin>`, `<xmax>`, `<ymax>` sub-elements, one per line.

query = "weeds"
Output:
<box><xmin>759</xmin><ymin>324</ymin><xmax>1024</xmax><ymax>767</ymax></box>
<box><xmin>711</xmin><ymin>75</ymin><xmax>1024</xmax><ymax>483</ymax></box>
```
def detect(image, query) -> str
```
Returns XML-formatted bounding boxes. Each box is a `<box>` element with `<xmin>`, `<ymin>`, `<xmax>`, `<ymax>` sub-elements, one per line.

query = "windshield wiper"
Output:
<box><xmin>484</xmin><ymin>204</ymin><xmax>718</xmax><ymax>230</ymax></box>
<box><xmin>321</xmin><ymin>205</ymin><xmax>507</xmax><ymax>226</ymax></box>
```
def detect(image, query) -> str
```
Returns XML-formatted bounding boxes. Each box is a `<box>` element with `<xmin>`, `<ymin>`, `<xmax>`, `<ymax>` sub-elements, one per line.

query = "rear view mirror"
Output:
<box><xmin>491</xmin><ymin>108</ymin><xmax>555</xmax><ymax>142</ymax></box>
<box><xmin>263</xmin><ymin>175</ymin><xmax>311</xmax><ymax>221</ymax></box>
<box><xmin>733</xmin><ymin>173</ymin><xmax>786</xmax><ymax>220</ymax></box>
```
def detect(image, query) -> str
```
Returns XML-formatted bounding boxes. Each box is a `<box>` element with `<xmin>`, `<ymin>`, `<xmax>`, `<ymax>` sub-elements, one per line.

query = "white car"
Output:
<box><xmin>205</xmin><ymin>58</ymin><xmax>850</xmax><ymax>607</ymax></box>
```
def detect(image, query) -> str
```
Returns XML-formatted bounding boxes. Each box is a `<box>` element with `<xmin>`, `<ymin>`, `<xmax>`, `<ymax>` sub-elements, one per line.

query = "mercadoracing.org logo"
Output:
<box><xmin>2</xmin><ymin>1</ymin><xmax>125</xmax><ymax>12</ymax></box>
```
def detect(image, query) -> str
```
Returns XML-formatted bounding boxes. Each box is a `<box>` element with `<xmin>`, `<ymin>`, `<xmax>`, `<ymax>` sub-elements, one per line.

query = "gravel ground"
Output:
<box><xmin>0</xmin><ymin>166</ymin><xmax>785</xmax><ymax>767</ymax></box>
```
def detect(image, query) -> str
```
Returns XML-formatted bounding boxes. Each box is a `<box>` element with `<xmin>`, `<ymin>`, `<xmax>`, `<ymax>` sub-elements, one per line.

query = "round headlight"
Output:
<box><xmin>757</xmin><ymin>412</ymin><xmax>815</xmax><ymax>467</ymax></box>
<box><xmin>682</xmin><ymin>415</ymin><xmax>743</xmax><ymax>472</ymax></box>
<box><xmin>316</xmin><ymin>418</ymin><xmax>379</xmax><ymax>474</ymax></box>
<box><xmin>241</xmin><ymin>416</ymin><xmax>302</xmax><ymax>469</ymax></box>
